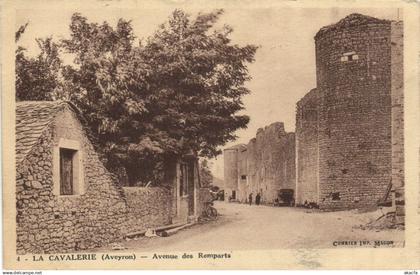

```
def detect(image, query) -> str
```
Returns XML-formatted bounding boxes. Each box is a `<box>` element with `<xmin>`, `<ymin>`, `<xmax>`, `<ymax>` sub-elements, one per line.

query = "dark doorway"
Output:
<box><xmin>188</xmin><ymin>161</ymin><xmax>195</xmax><ymax>216</ymax></box>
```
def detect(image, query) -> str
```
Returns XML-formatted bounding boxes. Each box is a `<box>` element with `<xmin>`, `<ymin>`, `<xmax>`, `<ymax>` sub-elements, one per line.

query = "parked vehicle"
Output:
<box><xmin>276</xmin><ymin>189</ymin><xmax>295</xmax><ymax>206</ymax></box>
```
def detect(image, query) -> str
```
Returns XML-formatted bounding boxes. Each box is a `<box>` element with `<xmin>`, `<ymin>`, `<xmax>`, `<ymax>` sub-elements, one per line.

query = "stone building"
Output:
<box><xmin>295</xmin><ymin>14</ymin><xmax>404</xmax><ymax>211</ymax></box>
<box><xmin>224</xmin><ymin>122</ymin><xmax>296</xmax><ymax>204</ymax></box>
<box><xmin>249</xmin><ymin>123</ymin><xmax>295</xmax><ymax>203</ymax></box>
<box><xmin>223</xmin><ymin>144</ymin><xmax>246</xmax><ymax>201</ymax></box>
<box><xmin>16</xmin><ymin>101</ymin><xmax>207</xmax><ymax>254</ymax></box>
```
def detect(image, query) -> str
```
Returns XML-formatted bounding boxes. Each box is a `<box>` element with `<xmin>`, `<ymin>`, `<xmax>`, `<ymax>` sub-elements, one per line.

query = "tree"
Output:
<box><xmin>16</xmin><ymin>23</ymin><xmax>63</xmax><ymax>101</ymax></box>
<box><xmin>199</xmin><ymin>159</ymin><xmax>213</xmax><ymax>187</ymax></box>
<box><xmin>59</xmin><ymin>13</ymin><xmax>158</xmax><ymax>184</ymax></box>
<box><xmin>16</xmin><ymin>10</ymin><xmax>257</xmax><ymax>185</ymax></box>
<box><xmin>140</xmin><ymin>10</ymin><xmax>257</xmax><ymax>159</ymax></box>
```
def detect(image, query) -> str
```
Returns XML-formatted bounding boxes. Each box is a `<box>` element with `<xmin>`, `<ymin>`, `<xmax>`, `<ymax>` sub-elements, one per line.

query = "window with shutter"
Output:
<box><xmin>53</xmin><ymin>138</ymin><xmax>84</xmax><ymax>196</ymax></box>
<box><xmin>60</xmin><ymin>148</ymin><xmax>76</xmax><ymax>195</ymax></box>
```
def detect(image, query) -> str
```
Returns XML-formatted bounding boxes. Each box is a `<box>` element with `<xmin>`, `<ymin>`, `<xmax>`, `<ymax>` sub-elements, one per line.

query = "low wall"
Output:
<box><xmin>123</xmin><ymin>187</ymin><xmax>172</xmax><ymax>234</ymax></box>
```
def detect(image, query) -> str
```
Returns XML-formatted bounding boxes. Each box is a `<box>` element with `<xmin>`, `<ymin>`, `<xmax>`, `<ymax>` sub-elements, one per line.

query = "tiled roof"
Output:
<box><xmin>315</xmin><ymin>13</ymin><xmax>390</xmax><ymax>39</ymax></box>
<box><xmin>16</xmin><ymin>101</ymin><xmax>69</xmax><ymax>164</ymax></box>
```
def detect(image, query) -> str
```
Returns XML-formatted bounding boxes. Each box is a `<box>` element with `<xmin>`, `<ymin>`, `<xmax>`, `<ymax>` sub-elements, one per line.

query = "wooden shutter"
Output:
<box><xmin>60</xmin><ymin>148</ymin><xmax>74</xmax><ymax>195</ymax></box>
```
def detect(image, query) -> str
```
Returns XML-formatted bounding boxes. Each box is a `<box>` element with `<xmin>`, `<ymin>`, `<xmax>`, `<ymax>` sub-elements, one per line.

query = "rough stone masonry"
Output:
<box><xmin>224</xmin><ymin>122</ymin><xmax>295</xmax><ymax>204</ymax></box>
<box><xmin>16</xmin><ymin>102</ymin><xmax>129</xmax><ymax>254</ymax></box>
<box><xmin>295</xmin><ymin>88</ymin><xmax>319</xmax><ymax>206</ymax></box>
<box><xmin>296</xmin><ymin>14</ymin><xmax>404</xmax><ymax>211</ymax></box>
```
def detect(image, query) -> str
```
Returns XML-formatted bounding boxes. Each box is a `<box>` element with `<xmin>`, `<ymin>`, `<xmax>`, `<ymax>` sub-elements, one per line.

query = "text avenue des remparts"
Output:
<box><xmin>17</xmin><ymin>252</ymin><xmax>232</xmax><ymax>262</ymax></box>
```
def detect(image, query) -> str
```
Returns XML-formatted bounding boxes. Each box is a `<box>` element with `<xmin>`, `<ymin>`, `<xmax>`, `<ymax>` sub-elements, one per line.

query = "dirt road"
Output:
<box><xmin>95</xmin><ymin>201</ymin><xmax>404</xmax><ymax>252</ymax></box>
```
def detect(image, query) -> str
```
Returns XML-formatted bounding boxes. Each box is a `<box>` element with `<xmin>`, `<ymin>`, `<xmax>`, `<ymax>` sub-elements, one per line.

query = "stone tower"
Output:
<box><xmin>315</xmin><ymin>14</ymin><xmax>395</xmax><ymax>210</ymax></box>
<box><xmin>223</xmin><ymin>144</ymin><xmax>246</xmax><ymax>201</ymax></box>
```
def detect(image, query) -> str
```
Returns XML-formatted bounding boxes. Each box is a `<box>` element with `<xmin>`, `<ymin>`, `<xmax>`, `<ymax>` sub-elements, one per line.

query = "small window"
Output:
<box><xmin>349</xmin><ymin>54</ymin><xmax>359</xmax><ymax>61</ymax></box>
<box><xmin>341</xmin><ymin>51</ymin><xmax>359</xmax><ymax>62</ymax></box>
<box><xmin>60</xmin><ymin>148</ymin><xmax>77</xmax><ymax>195</ymax></box>
<box><xmin>332</xmin><ymin>192</ymin><xmax>341</xmax><ymax>201</ymax></box>
<box><xmin>241</xmin><ymin>175</ymin><xmax>247</xmax><ymax>180</ymax></box>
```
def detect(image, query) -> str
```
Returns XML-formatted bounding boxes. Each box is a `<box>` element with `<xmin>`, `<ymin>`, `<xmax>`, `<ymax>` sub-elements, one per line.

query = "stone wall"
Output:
<box><xmin>223</xmin><ymin>147</ymin><xmax>238</xmax><ymax>201</ymax></box>
<box><xmin>225</xmin><ymin>122</ymin><xmax>296</xmax><ymax>204</ymax></box>
<box><xmin>223</xmin><ymin>145</ymin><xmax>247</xmax><ymax>201</ymax></box>
<box><xmin>123</xmin><ymin>187</ymin><xmax>172</xmax><ymax>233</ymax></box>
<box><xmin>296</xmin><ymin>88</ymin><xmax>319</xmax><ymax>205</ymax></box>
<box><xmin>252</xmin><ymin>123</ymin><xmax>295</xmax><ymax>203</ymax></box>
<box><xmin>16</xmin><ymin>107</ymin><xmax>128</xmax><ymax>254</ymax></box>
<box><xmin>315</xmin><ymin>14</ymin><xmax>393</xmax><ymax>210</ymax></box>
<box><xmin>237</xmin><ymin>146</ymin><xmax>248</xmax><ymax>202</ymax></box>
<box><xmin>283</xmin><ymin>133</ymin><xmax>296</xmax><ymax>194</ymax></box>
<box><xmin>246</xmin><ymin>138</ymin><xmax>258</xmax><ymax>202</ymax></box>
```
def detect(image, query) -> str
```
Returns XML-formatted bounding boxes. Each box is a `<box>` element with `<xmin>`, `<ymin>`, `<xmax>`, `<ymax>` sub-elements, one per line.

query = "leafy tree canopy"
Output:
<box><xmin>16</xmin><ymin>10</ymin><xmax>257</xmax><ymax>185</ymax></box>
<box><xmin>16</xmin><ymin>23</ymin><xmax>63</xmax><ymax>101</ymax></box>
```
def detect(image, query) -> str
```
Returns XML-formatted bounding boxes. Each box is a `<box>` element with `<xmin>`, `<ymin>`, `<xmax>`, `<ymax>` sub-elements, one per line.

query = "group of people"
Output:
<box><xmin>248</xmin><ymin>192</ymin><xmax>261</xmax><ymax>206</ymax></box>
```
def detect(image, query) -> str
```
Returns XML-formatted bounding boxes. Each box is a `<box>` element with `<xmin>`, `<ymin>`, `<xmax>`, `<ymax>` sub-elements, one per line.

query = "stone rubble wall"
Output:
<box><xmin>245</xmin><ymin>122</ymin><xmax>295</xmax><ymax>204</ymax></box>
<box><xmin>296</xmin><ymin>88</ymin><xmax>319</xmax><ymax>205</ymax></box>
<box><xmin>225</xmin><ymin>122</ymin><xmax>296</xmax><ymax>204</ymax></box>
<box><xmin>244</xmin><ymin>138</ymin><xmax>258</xmax><ymax>203</ymax></box>
<box><xmin>237</xmin><ymin>147</ymin><xmax>248</xmax><ymax>203</ymax></box>
<box><xmin>123</xmin><ymin>187</ymin><xmax>172</xmax><ymax>233</ymax></box>
<box><xmin>223</xmin><ymin>147</ymin><xmax>239</xmax><ymax>201</ymax></box>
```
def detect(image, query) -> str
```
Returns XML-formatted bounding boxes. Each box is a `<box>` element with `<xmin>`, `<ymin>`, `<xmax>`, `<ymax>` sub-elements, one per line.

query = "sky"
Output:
<box><xmin>16</xmin><ymin>5</ymin><xmax>400</xmax><ymax>179</ymax></box>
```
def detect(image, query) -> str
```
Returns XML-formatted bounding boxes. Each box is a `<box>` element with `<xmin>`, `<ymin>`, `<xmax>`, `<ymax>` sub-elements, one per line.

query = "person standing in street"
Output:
<box><xmin>248</xmin><ymin>193</ymin><xmax>253</xmax><ymax>206</ymax></box>
<box><xmin>256</xmin><ymin>193</ymin><xmax>261</xmax><ymax>206</ymax></box>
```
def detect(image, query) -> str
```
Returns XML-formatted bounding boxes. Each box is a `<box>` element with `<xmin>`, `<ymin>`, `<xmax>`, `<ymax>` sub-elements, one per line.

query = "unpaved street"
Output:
<box><xmin>95</xmin><ymin>201</ymin><xmax>404</xmax><ymax>252</ymax></box>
